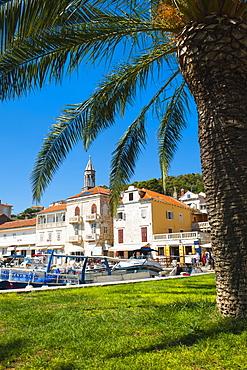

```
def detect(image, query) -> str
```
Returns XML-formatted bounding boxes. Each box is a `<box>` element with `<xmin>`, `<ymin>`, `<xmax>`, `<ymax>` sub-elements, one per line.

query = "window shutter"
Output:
<box><xmin>118</xmin><ymin>229</ymin><xmax>124</xmax><ymax>243</ymax></box>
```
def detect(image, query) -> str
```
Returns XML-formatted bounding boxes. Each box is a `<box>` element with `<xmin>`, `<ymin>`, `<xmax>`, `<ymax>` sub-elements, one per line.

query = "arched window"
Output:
<box><xmin>91</xmin><ymin>204</ymin><xmax>97</xmax><ymax>214</ymax></box>
<box><xmin>75</xmin><ymin>206</ymin><xmax>80</xmax><ymax>216</ymax></box>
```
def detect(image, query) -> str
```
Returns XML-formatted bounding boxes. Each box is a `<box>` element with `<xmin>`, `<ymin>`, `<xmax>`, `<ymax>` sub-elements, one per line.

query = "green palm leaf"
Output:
<box><xmin>30</xmin><ymin>43</ymin><xmax>176</xmax><ymax>203</ymax></box>
<box><xmin>157</xmin><ymin>81</ymin><xmax>191</xmax><ymax>192</ymax></box>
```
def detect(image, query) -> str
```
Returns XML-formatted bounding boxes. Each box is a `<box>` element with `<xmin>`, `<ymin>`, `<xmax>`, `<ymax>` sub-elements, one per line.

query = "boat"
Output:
<box><xmin>0</xmin><ymin>253</ymin><xmax>115</xmax><ymax>289</ymax></box>
<box><xmin>111</xmin><ymin>248</ymin><xmax>164</xmax><ymax>277</ymax></box>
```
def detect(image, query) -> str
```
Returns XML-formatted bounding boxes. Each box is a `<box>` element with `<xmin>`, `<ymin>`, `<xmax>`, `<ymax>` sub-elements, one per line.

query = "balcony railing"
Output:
<box><xmin>153</xmin><ymin>231</ymin><xmax>199</xmax><ymax>241</ymax></box>
<box><xmin>84</xmin><ymin>233</ymin><xmax>100</xmax><ymax>241</ymax></box>
<box><xmin>37</xmin><ymin>221</ymin><xmax>66</xmax><ymax>229</ymax></box>
<box><xmin>68</xmin><ymin>235</ymin><xmax>82</xmax><ymax>243</ymax></box>
<box><xmin>85</xmin><ymin>214</ymin><xmax>101</xmax><ymax>222</ymax></box>
<box><xmin>69</xmin><ymin>216</ymin><xmax>83</xmax><ymax>224</ymax></box>
<box><xmin>192</xmin><ymin>222</ymin><xmax>210</xmax><ymax>231</ymax></box>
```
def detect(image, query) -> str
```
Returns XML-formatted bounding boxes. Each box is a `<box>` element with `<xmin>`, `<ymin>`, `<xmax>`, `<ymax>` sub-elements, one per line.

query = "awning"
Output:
<box><xmin>201</xmin><ymin>243</ymin><xmax>211</xmax><ymax>249</ymax></box>
<box><xmin>16</xmin><ymin>246</ymin><xmax>32</xmax><ymax>251</ymax></box>
<box><xmin>109</xmin><ymin>245</ymin><xmax>141</xmax><ymax>252</ymax></box>
<box><xmin>66</xmin><ymin>245</ymin><xmax>84</xmax><ymax>253</ymax></box>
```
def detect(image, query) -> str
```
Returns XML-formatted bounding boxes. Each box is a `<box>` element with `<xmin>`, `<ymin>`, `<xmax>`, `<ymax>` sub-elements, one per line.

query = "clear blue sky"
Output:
<box><xmin>1</xmin><ymin>65</ymin><xmax>201</xmax><ymax>215</ymax></box>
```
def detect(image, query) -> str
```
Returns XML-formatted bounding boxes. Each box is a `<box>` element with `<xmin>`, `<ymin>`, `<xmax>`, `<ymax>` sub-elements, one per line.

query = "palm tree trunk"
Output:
<box><xmin>177</xmin><ymin>15</ymin><xmax>247</xmax><ymax>317</ymax></box>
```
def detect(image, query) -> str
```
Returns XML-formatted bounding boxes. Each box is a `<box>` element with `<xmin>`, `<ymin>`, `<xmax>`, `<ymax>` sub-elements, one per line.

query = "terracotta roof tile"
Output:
<box><xmin>0</xmin><ymin>218</ymin><xmax>36</xmax><ymax>230</ymax></box>
<box><xmin>139</xmin><ymin>188</ymin><xmax>189</xmax><ymax>208</ymax></box>
<box><xmin>38</xmin><ymin>204</ymin><xmax>67</xmax><ymax>214</ymax></box>
<box><xmin>68</xmin><ymin>186</ymin><xmax>110</xmax><ymax>199</ymax></box>
<box><xmin>0</xmin><ymin>202</ymin><xmax>12</xmax><ymax>207</ymax></box>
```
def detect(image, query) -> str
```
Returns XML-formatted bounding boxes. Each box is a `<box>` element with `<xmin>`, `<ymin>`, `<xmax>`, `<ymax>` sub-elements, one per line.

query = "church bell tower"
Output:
<box><xmin>83</xmin><ymin>156</ymin><xmax>96</xmax><ymax>191</ymax></box>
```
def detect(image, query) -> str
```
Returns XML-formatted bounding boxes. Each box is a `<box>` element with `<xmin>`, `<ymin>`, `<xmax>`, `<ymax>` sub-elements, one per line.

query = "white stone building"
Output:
<box><xmin>179</xmin><ymin>190</ymin><xmax>207</xmax><ymax>213</ymax></box>
<box><xmin>0</xmin><ymin>218</ymin><xmax>36</xmax><ymax>257</ymax></box>
<box><xmin>36</xmin><ymin>201</ymin><xmax>66</xmax><ymax>255</ymax></box>
<box><xmin>110</xmin><ymin>186</ymin><xmax>193</xmax><ymax>259</ymax></box>
<box><xmin>0</xmin><ymin>201</ymin><xmax>12</xmax><ymax>218</ymax></box>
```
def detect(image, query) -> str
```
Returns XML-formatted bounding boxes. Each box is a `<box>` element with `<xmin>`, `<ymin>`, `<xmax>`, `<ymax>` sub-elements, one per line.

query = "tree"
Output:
<box><xmin>1</xmin><ymin>0</ymin><xmax>247</xmax><ymax>317</ymax></box>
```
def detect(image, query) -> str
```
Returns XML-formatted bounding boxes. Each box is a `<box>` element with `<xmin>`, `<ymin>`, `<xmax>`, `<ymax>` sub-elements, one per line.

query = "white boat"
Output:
<box><xmin>112</xmin><ymin>249</ymin><xmax>163</xmax><ymax>277</ymax></box>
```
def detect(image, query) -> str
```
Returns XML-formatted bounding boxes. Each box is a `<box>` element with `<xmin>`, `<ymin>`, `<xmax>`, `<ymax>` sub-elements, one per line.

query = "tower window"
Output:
<box><xmin>91</xmin><ymin>204</ymin><xmax>97</xmax><ymax>214</ymax></box>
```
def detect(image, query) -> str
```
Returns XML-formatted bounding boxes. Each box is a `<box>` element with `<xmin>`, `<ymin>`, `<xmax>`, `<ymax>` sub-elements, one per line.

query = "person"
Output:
<box><xmin>201</xmin><ymin>253</ymin><xmax>206</xmax><ymax>266</ymax></box>
<box><xmin>195</xmin><ymin>252</ymin><xmax>200</xmax><ymax>264</ymax></box>
<box><xmin>207</xmin><ymin>251</ymin><xmax>214</xmax><ymax>269</ymax></box>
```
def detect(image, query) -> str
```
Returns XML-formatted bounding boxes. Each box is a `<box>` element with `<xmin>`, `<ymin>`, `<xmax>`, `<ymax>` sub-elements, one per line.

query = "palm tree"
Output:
<box><xmin>1</xmin><ymin>0</ymin><xmax>247</xmax><ymax>317</ymax></box>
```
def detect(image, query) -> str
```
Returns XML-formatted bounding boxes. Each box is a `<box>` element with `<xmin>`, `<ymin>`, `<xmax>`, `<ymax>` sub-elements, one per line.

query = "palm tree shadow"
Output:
<box><xmin>0</xmin><ymin>338</ymin><xmax>25</xmax><ymax>361</ymax></box>
<box><xmin>106</xmin><ymin>317</ymin><xmax>247</xmax><ymax>359</ymax></box>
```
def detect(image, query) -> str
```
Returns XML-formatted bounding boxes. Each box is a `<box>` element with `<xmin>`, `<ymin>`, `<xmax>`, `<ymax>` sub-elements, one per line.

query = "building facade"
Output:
<box><xmin>110</xmin><ymin>186</ymin><xmax>193</xmax><ymax>260</ymax></box>
<box><xmin>0</xmin><ymin>201</ymin><xmax>12</xmax><ymax>218</ymax></box>
<box><xmin>0</xmin><ymin>219</ymin><xmax>36</xmax><ymax>257</ymax></box>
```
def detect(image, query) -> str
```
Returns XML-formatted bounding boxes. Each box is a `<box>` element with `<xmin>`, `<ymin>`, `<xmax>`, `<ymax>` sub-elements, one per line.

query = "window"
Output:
<box><xmin>3</xmin><ymin>234</ymin><xmax>6</xmax><ymax>239</ymax></box>
<box><xmin>129</xmin><ymin>192</ymin><xmax>134</xmax><ymax>201</ymax></box>
<box><xmin>168</xmin><ymin>228</ymin><xmax>173</xmax><ymax>233</ymax></box>
<box><xmin>179</xmin><ymin>213</ymin><xmax>183</xmax><ymax>222</ymax></box>
<box><xmin>57</xmin><ymin>231</ymin><xmax>61</xmax><ymax>241</ymax></box>
<box><xmin>75</xmin><ymin>206</ymin><xmax>80</xmax><ymax>216</ymax></box>
<box><xmin>104</xmin><ymin>226</ymin><xmax>108</xmax><ymax>234</ymax></box>
<box><xmin>47</xmin><ymin>232</ymin><xmax>52</xmax><ymax>241</ymax></box>
<box><xmin>91</xmin><ymin>204</ymin><xmax>97</xmax><ymax>214</ymax></box>
<box><xmin>102</xmin><ymin>203</ymin><xmax>108</xmax><ymax>215</ymax></box>
<box><xmin>118</xmin><ymin>229</ymin><xmax>124</xmax><ymax>243</ymax></box>
<box><xmin>200</xmin><ymin>204</ymin><xmax>207</xmax><ymax>210</ymax></box>
<box><xmin>158</xmin><ymin>247</ymin><xmax>164</xmax><ymax>256</ymax></box>
<box><xmin>166</xmin><ymin>211</ymin><xmax>174</xmax><ymax>220</ymax></box>
<box><xmin>74</xmin><ymin>225</ymin><xmax>79</xmax><ymax>235</ymax></box>
<box><xmin>91</xmin><ymin>223</ymin><xmax>97</xmax><ymax>233</ymax></box>
<box><xmin>187</xmin><ymin>194</ymin><xmax>191</xmax><ymax>199</ymax></box>
<box><xmin>40</xmin><ymin>233</ymin><xmax>44</xmax><ymax>242</ymax></box>
<box><xmin>117</xmin><ymin>212</ymin><xmax>126</xmax><ymax>220</ymax></box>
<box><xmin>13</xmin><ymin>233</ymin><xmax>16</xmax><ymax>239</ymax></box>
<box><xmin>141</xmin><ymin>227</ymin><xmax>147</xmax><ymax>243</ymax></box>
<box><xmin>141</xmin><ymin>209</ymin><xmax>147</xmax><ymax>218</ymax></box>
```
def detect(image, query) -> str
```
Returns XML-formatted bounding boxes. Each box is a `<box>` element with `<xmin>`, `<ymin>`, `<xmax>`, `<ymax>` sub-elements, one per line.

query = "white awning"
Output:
<box><xmin>109</xmin><ymin>245</ymin><xmax>139</xmax><ymax>252</ymax></box>
<box><xmin>16</xmin><ymin>247</ymin><xmax>32</xmax><ymax>251</ymax></box>
<box><xmin>66</xmin><ymin>245</ymin><xmax>84</xmax><ymax>253</ymax></box>
<box><xmin>201</xmin><ymin>243</ymin><xmax>211</xmax><ymax>249</ymax></box>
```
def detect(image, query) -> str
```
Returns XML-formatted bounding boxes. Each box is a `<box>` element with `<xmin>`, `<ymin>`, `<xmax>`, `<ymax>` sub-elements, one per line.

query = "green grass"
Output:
<box><xmin>0</xmin><ymin>274</ymin><xmax>247</xmax><ymax>370</ymax></box>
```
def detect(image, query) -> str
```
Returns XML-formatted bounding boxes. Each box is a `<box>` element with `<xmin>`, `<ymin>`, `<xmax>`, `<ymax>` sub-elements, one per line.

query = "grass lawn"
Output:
<box><xmin>0</xmin><ymin>274</ymin><xmax>247</xmax><ymax>370</ymax></box>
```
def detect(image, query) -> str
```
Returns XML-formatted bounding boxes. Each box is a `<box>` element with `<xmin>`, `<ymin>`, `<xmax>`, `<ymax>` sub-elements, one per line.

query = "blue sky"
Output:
<box><xmin>1</xmin><ymin>65</ymin><xmax>201</xmax><ymax>215</ymax></box>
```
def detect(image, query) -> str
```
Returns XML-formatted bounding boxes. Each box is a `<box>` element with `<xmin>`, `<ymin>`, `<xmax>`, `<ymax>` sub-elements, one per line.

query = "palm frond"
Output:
<box><xmin>157</xmin><ymin>81</ymin><xmax>191</xmax><ymax>192</ymax></box>
<box><xmin>0</xmin><ymin>10</ymin><xmax>176</xmax><ymax>101</ymax></box>
<box><xmin>30</xmin><ymin>44</ymin><xmax>177</xmax><ymax>203</ymax></box>
<box><xmin>30</xmin><ymin>111</ymin><xmax>85</xmax><ymax>202</ymax></box>
<box><xmin>109</xmin><ymin>69</ymin><xmax>181</xmax><ymax>213</ymax></box>
<box><xmin>109</xmin><ymin>117</ymin><xmax>147</xmax><ymax>214</ymax></box>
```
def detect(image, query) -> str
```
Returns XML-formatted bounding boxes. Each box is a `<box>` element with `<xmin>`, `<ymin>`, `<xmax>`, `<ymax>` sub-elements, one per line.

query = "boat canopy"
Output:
<box><xmin>132</xmin><ymin>248</ymin><xmax>157</xmax><ymax>253</ymax></box>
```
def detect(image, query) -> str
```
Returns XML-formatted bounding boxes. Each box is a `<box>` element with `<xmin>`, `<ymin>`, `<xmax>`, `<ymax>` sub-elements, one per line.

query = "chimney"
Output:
<box><xmin>181</xmin><ymin>188</ymin><xmax>185</xmax><ymax>196</ymax></box>
<box><xmin>173</xmin><ymin>187</ymin><xmax>178</xmax><ymax>200</ymax></box>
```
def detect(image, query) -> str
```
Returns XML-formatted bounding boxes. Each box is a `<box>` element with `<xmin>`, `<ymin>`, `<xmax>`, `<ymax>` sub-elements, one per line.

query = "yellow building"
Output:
<box><xmin>112</xmin><ymin>186</ymin><xmax>196</xmax><ymax>261</ymax></box>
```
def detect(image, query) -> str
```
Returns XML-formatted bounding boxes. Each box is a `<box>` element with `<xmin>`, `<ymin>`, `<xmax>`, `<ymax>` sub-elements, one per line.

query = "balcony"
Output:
<box><xmin>154</xmin><ymin>231</ymin><xmax>199</xmax><ymax>241</ymax></box>
<box><xmin>68</xmin><ymin>235</ymin><xmax>82</xmax><ymax>243</ymax></box>
<box><xmin>69</xmin><ymin>216</ymin><xmax>83</xmax><ymax>224</ymax></box>
<box><xmin>84</xmin><ymin>233</ymin><xmax>100</xmax><ymax>241</ymax></box>
<box><xmin>37</xmin><ymin>221</ymin><xmax>66</xmax><ymax>229</ymax></box>
<box><xmin>85</xmin><ymin>214</ymin><xmax>101</xmax><ymax>222</ymax></box>
<box><xmin>192</xmin><ymin>222</ymin><xmax>210</xmax><ymax>231</ymax></box>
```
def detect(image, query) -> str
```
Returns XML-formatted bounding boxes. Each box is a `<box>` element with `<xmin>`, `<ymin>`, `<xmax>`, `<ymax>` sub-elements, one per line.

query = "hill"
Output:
<box><xmin>127</xmin><ymin>173</ymin><xmax>204</xmax><ymax>196</ymax></box>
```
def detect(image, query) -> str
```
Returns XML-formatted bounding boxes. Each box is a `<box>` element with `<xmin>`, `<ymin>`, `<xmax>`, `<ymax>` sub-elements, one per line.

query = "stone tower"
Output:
<box><xmin>83</xmin><ymin>156</ymin><xmax>96</xmax><ymax>191</ymax></box>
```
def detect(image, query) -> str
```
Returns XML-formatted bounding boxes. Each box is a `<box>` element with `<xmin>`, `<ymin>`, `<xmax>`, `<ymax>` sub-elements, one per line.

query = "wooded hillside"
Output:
<box><xmin>126</xmin><ymin>173</ymin><xmax>204</xmax><ymax>196</ymax></box>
